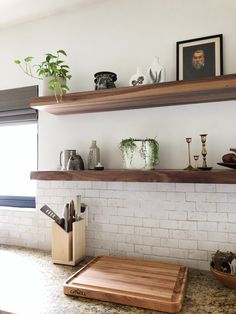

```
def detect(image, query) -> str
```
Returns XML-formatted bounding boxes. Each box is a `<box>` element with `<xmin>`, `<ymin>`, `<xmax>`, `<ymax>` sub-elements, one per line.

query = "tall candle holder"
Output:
<box><xmin>193</xmin><ymin>155</ymin><xmax>199</xmax><ymax>170</ymax></box>
<box><xmin>198</xmin><ymin>134</ymin><xmax>212</xmax><ymax>170</ymax></box>
<box><xmin>184</xmin><ymin>137</ymin><xmax>194</xmax><ymax>170</ymax></box>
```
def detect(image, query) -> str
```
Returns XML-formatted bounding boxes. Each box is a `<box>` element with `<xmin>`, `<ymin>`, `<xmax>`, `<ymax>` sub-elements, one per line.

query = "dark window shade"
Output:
<box><xmin>0</xmin><ymin>85</ymin><xmax>38</xmax><ymax>124</ymax></box>
<box><xmin>0</xmin><ymin>196</ymin><xmax>35</xmax><ymax>208</ymax></box>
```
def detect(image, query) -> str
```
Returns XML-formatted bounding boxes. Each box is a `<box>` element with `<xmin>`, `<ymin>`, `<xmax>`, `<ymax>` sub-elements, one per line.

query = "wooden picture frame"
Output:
<box><xmin>176</xmin><ymin>34</ymin><xmax>223</xmax><ymax>81</ymax></box>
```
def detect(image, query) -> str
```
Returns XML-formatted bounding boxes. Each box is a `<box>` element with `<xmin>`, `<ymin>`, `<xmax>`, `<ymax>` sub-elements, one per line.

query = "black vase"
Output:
<box><xmin>94</xmin><ymin>71</ymin><xmax>117</xmax><ymax>90</ymax></box>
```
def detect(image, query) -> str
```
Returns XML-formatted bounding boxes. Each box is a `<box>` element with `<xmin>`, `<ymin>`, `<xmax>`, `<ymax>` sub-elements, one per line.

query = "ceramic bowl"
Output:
<box><xmin>210</xmin><ymin>266</ymin><xmax>236</xmax><ymax>289</ymax></box>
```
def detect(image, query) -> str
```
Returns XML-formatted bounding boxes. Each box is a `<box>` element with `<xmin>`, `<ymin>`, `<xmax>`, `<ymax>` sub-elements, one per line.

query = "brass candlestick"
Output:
<box><xmin>193</xmin><ymin>155</ymin><xmax>199</xmax><ymax>170</ymax></box>
<box><xmin>198</xmin><ymin>134</ymin><xmax>212</xmax><ymax>170</ymax></box>
<box><xmin>184</xmin><ymin>137</ymin><xmax>194</xmax><ymax>170</ymax></box>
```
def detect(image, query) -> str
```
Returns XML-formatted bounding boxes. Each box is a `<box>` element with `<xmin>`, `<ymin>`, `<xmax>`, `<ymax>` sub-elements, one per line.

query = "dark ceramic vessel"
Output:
<box><xmin>94</xmin><ymin>71</ymin><xmax>117</xmax><ymax>90</ymax></box>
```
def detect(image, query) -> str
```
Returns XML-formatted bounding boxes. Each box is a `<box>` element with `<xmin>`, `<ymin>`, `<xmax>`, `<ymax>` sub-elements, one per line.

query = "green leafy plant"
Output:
<box><xmin>14</xmin><ymin>50</ymin><xmax>72</xmax><ymax>102</ymax></box>
<box><xmin>119</xmin><ymin>137</ymin><xmax>159</xmax><ymax>168</ymax></box>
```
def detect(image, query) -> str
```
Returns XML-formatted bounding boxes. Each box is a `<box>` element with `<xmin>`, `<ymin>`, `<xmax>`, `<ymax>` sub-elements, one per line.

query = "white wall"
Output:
<box><xmin>0</xmin><ymin>0</ymin><xmax>236</xmax><ymax>170</ymax></box>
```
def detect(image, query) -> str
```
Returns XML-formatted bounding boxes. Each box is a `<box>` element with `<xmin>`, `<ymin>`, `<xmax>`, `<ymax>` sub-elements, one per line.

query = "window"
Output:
<box><xmin>0</xmin><ymin>86</ymin><xmax>38</xmax><ymax>208</ymax></box>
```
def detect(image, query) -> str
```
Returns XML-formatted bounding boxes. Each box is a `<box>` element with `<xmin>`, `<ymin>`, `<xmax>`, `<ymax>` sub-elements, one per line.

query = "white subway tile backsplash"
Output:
<box><xmin>168</xmin><ymin>211</ymin><xmax>187</xmax><ymax>221</ymax></box>
<box><xmin>110</xmin><ymin>215</ymin><xmax>125</xmax><ymax>225</ymax></box>
<box><xmin>179</xmin><ymin>240</ymin><xmax>197</xmax><ymax>250</ymax></box>
<box><xmin>188</xmin><ymin>250</ymin><xmax>207</xmax><ymax>260</ymax></box>
<box><xmin>142</xmin><ymin>218</ymin><xmax>159</xmax><ymax>228</ymax></box>
<box><xmin>228</xmin><ymin>234</ymin><xmax>236</xmax><ymax>243</ymax></box>
<box><xmin>218</xmin><ymin>222</ymin><xmax>236</xmax><ymax>233</ymax></box>
<box><xmin>176</xmin><ymin>183</ymin><xmax>194</xmax><ymax>192</ymax></box>
<box><xmin>216</xmin><ymin>184</ymin><xmax>236</xmax><ymax>193</ymax></box>
<box><xmin>178</xmin><ymin>221</ymin><xmax>197</xmax><ymax>230</ymax></box>
<box><xmin>195</xmin><ymin>184</ymin><xmax>216</xmax><ymax>193</ymax></box>
<box><xmin>160</xmin><ymin>220</ymin><xmax>178</xmax><ymax>229</ymax></box>
<box><xmin>207</xmin><ymin>231</ymin><xmax>228</xmax><ymax>242</ymax></box>
<box><xmin>188</xmin><ymin>212</ymin><xmax>207</xmax><ymax>221</ymax></box>
<box><xmin>161</xmin><ymin>238</ymin><xmax>179</xmax><ymax>248</ymax></box>
<box><xmin>143</xmin><ymin>236</ymin><xmax>160</xmax><ymax>246</ymax></box>
<box><xmin>175</xmin><ymin>202</ymin><xmax>196</xmax><ymax>211</ymax></box>
<box><xmin>126</xmin><ymin>217</ymin><xmax>142</xmax><ymax>226</ymax></box>
<box><xmin>135</xmin><ymin>244</ymin><xmax>152</xmax><ymax>254</ymax></box>
<box><xmin>2</xmin><ymin>180</ymin><xmax>235</xmax><ymax>271</ymax></box>
<box><xmin>217</xmin><ymin>202</ymin><xmax>236</xmax><ymax>213</ymax></box>
<box><xmin>196</xmin><ymin>202</ymin><xmax>217</xmax><ymax>212</ymax></box>
<box><xmin>117</xmin><ymin>207</ymin><xmax>134</xmax><ymax>217</ymax></box>
<box><xmin>198</xmin><ymin>241</ymin><xmax>219</xmax><ymax>251</ymax></box>
<box><xmin>135</xmin><ymin>226</ymin><xmax>152</xmax><ymax>236</ymax></box>
<box><xmin>156</xmin><ymin>183</ymin><xmax>176</xmax><ymax>192</ymax></box>
<box><xmin>152</xmin><ymin>228</ymin><xmax>169</xmax><ymax>238</ymax></box>
<box><xmin>207</xmin><ymin>212</ymin><xmax>228</xmax><ymax>222</ymax></box>
<box><xmin>206</xmin><ymin>193</ymin><xmax>227</xmax><ymax>203</ymax></box>
<box><xmin>152</xmin><ymin>247</ymin><xmax>170</xmax><ymax>257</ymax></box>
<box><xmin>198</xmin><ymin>221</ymin><xmax>217</xmax><ymax>231</ymax></box>
<box><xmin>228</xmin><ymin>213</ymin><xmax>236</xmax><ymax>222</ymax></box>
<box><xmin>118</xmin><ymin>225</ymin><xmax>134</xmax><ymax>234</ymax></box>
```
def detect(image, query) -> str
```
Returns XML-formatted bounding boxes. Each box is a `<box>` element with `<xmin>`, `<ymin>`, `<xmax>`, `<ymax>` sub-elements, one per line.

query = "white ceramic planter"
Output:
<box><xmin>42</xmin><ymin>76</ymin><xmax>66</xmax><ymax>96</ymax></box>
<box><xmin>122</xmin><ymin>140</ymin><xmax>157</xmax><ymax>170</ymax></box>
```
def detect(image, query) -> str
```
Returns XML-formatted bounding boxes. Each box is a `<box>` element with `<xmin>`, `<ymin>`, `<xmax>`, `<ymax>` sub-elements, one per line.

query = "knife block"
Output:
<box><xmin>51</xmin><ymin>219</ymin><xmax>85</xmax><ymax>266</ymax></box>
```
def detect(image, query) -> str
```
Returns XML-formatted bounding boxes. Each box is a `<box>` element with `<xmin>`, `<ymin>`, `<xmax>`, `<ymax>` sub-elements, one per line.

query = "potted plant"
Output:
<box><xmin>119</xmin><ymin>138</ymin><xmax>159</xmax><ymax>170</ymax></box>
<box><xmin>210</xmin><ymin>250</ymin><xmax>236</xmax><ymax>289</ymax></box>
<box><xmin>14</xmin><ymin>50</ymin><xmax>72</xmax><ymax>102</ymax></box>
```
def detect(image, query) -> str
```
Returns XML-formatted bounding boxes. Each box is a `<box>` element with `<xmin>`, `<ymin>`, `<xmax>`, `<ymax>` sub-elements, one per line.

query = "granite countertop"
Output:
<box><xmin>0</xmin><ymin>245</ymin><xmax>235</xmax><ymax>314</ymax></box>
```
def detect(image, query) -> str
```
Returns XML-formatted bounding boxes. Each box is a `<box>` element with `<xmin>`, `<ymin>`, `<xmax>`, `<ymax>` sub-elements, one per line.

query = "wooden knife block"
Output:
<box><xmin>51</xmin><ymin>219</ymin><xmax>85</xmax><ymax>266</ymax></box>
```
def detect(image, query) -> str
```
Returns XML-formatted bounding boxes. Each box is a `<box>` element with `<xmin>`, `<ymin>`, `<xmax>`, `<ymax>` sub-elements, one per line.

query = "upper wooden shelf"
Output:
<box><xmin>30</xmin><ymin>169</ymin><xmax>236</xmax><ymax>184</ymax></box>
<box><xmin>30</xmin><ymin>74</ymin><xmax>236</xmax><ymax>115</ymax></box>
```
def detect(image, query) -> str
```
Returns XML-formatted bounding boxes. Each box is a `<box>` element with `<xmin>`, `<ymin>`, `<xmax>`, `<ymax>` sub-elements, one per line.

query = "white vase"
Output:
<box><xmin>148</xmin><ymin>56</ymin><xmax>165</xmax><ymax>83</ymax></box>
<box><xmin>122</xmin><ymin>140</ymin><xmax>158</xmax><ymax>170</ymax></box>
<box><xmin>129</xmin><ymin>67</ymin><xmax>148</xmax><ymax>86</ymax></box>
<box><xmin>42</xmin><ymin>76</ymin><xmax>66</xmax><ymax>96</ymax></box>
<box><xmin>88</xmin><ymin>140</ymin><xmax>100</xmax><ymax>170</ymax></box>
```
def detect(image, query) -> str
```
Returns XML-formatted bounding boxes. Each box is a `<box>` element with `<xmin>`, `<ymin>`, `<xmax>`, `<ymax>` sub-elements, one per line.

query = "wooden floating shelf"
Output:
<box><xmin>30</xmin><ymin>74</ymin><xmax>236</xmax><ymax>115</ymax></box>
<box><xmin>30</xmin><ymin>169</ymin><xmax>236</xmax><ymax>184</ymax></box>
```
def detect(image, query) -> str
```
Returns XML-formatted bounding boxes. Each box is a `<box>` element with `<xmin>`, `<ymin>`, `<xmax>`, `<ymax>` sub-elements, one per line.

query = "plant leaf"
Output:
<box><xmin>57</xmin><ymin>50</ymin><xmax>67</xmax><ymax>56</ymax></box>
<box><xmin>14</xmin><ymin>60</ymin><xmax>21</xmax><ymax>64</ymax></box>
<box><xmin>24</xmin><ymin>56</ymin><xmax>34</xmax><ymax>62</ymax></box>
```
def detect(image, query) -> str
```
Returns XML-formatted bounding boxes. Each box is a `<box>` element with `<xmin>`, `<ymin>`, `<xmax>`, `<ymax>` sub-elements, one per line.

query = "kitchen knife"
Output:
<box><xmin>40</xmin><ymin>205</ymin><xmax>65</xmax><ymax>229</ymax></box>
<box><xmin>75</xmin><ymin>195</ymin><xmax>81</xmax><ymax>221</ymax></box>
<box><xmin>63</xmin><ymin>203</ymin><xmax>70</xmax><ymax>232</ymax></box>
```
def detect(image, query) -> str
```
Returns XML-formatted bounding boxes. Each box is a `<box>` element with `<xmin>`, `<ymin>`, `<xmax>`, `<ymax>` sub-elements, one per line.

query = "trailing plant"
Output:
<box><xmin>119</xmin><ymin>137</ymin><xmax>159</xmax><ymax>168</ymax></box>
<box><xmin>14</xmin><ymin>50</ymin><xmax>72</xmax><ymax>102</ymax></box>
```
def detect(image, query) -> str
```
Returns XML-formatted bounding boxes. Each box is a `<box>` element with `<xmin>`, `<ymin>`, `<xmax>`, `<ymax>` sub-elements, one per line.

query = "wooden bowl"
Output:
<box><xmin>210</xmin><ymin>266</ymin><xmax>236</xmax><ymax>289</ymax></box>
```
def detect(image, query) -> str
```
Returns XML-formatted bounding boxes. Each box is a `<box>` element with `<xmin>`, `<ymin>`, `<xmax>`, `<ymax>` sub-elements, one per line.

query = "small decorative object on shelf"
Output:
<box><xmin>94</xmin><ymin>71</ymin><xmax>117</xmax><ymax>90</ymax></box>
<box><xmin>184</xmin><ymin>137</ymin><xmax>194</xmax><ymax>170</ymax></box>
<box><xmin>88</xmin><ymin>140</ymin><xmax>100</xmax><ymax>170</ymax></box>
<box><xmin>198</xmin><ymin>133</ymin><xmax>212</xmax><ymax>170</ymax></box>
<box><xmin>60</xmin><ymin>149</ymin><xmax>76</xmax><ymax>170</ymax></box>
<box><xmin>129</xmin><ymin>67</ymin><xmax>148</xmax><ymax>86</ymax></box>
<box><xmin>95</xmin><ymin>162</ymin><xmax>104</xmax><ymax>170</ymax></box>
<box><xmin>218</xmin><ymin>148</ymin><xmax>236</xmax><ymax>169</ymax></box>
<box><xmin>148</xmin><ymin>56</ymin><xmax>165</xmax><ymax>83</ymax></box>
<box><xmin>193</xmin><ymin>154</ymin><xmax>199</xmax><ymax>170</ymax></box>
<box><xmin>119</xmin><ymin>138</ymin><xmax>159</xmax><ymax>170</ymax></box>
<box><xmin>67</xmin><ymin>153</ymin><xmax>84</xmax><ymax>170</ymax></box>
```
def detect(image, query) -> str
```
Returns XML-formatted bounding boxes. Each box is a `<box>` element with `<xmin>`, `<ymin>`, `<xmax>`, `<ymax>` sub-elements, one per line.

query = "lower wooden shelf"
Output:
<box><xmin>30</xmin><ymin>169</ymin><xmax>236</xmax><ymax>184</ymax></box>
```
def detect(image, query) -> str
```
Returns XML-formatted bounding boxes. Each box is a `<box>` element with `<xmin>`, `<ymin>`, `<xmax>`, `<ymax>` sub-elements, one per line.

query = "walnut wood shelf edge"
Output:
<box><xmin>30</xmin><ymin>74</ymin><xmax>236</xmax><ymax>115</ymax></box>
<box><xmin>30</xmin><ymin>169</ymin><xmax>236</xmax><ymax>184</ymax></box>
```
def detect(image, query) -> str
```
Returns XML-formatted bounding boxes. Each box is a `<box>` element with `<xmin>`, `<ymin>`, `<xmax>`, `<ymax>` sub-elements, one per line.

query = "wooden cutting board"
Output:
<box><xmin>64</xmin><ymin>256</ymin><xmax>188</xmax><ymax>313</ymax></box>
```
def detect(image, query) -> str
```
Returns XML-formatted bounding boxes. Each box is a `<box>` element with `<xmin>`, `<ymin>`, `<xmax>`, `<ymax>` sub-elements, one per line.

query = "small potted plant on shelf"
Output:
<box><xmin>14</xmin><ymin>49</ymin><xmax>72</xmax><ymax>103</ymax></box>
<box><xmin>119</xmin><ymin>137</ymin><xmax>159</xmax><ymax>170</ymax></box>
<box><xmin>210</xmin><ymin>250</ymin><xmax>236</xmax><ymax>289</ymax></box>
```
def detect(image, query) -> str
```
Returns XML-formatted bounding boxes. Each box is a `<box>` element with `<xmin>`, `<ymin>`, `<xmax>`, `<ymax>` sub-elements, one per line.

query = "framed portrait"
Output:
<box><xmin>176</xmin><ymin>34</ymin><xmax>223</xmax><ymax>81</ymax></box>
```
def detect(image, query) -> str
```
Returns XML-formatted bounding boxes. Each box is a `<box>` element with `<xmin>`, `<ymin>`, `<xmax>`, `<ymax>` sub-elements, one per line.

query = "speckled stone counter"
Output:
<box><xmin>0</xmin><ymin>245</ymin><xmax>235</xmax><ymax>314</ymax></box>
